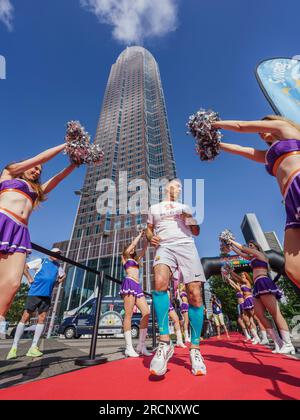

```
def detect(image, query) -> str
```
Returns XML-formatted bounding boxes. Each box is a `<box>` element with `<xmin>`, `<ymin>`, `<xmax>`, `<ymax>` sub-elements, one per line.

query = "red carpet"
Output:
<box><xmin>0</xmin><ymin>334</ymin><xmax>299</xmax><ymax>400</ymax></box>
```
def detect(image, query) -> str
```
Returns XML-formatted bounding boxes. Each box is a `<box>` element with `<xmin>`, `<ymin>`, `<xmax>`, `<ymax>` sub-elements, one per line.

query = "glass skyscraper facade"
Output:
<box><xmin>264</xmin><ymin>231</ymin><xmax>283</xmax><ymax>254</ymax></box>
<box><xmin>240</xmin><ymin>213</ymin><xmax>271</xmax><ymax>251</ymax></box>
<box><xmin>60</xmin><ymin>46</ymin><xmax>176</xmax><ymax>314</ymax></box>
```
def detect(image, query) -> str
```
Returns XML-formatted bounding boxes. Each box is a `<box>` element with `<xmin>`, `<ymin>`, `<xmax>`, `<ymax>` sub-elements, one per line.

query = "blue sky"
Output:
<box><xmin>0</xmin><ymin>0</ymin><xmax>299</xmax><ymax>259</ymax></box>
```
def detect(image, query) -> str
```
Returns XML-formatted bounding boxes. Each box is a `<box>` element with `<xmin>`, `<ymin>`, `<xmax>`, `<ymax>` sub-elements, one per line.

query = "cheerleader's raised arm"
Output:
<box><xmin>3</xmin><ymin>144</ymin><xmax>66</xmax><ymax>179</ymax></box>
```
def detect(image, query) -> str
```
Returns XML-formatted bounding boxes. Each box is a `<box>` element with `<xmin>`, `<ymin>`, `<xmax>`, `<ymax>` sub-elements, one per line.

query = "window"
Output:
<box><xmin>115</xmin><ymin>220</ymin><xmax>121</xmax><ymax>230</ymax></box>
<box><xmin>79</xmin><ymin>304</ymin><xmax>94</xmax><ymax>315</ymax></box>
<box><xmin>125</xmin><ymin>216</ymin><xmax>131</xmax><ymax>228</ymax></box>
<box><xmin>104</xmin><ymin>213</ymin><xmax>111</xmax><ymax>231</ymax></box>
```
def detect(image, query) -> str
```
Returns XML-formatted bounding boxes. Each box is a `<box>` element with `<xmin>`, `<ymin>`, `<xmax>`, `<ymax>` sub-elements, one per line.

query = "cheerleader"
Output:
<box><xmin>120</xmin><ymin>231</ymin><xmax>152</xmax><ymax>357</ymax></box>
<box><xmin>254</xmin><ymin>314</ymin><xmax>270</xmax><ymax>345</ymax></box>
<box><xmin>226</xmin><ymin>276</ymin><xmax>251</xmax><ymax>341</ymax></box>
<box><xmin>229</xmin><ymin>239</ymin><xmax>295</xmax><ymax>355</ymax></box>
<box><xmin>230</xmin><ymin>271</ymin><xmax>269</xmax><ymax>345</ymax></box>
<box><xmin>213</xmin><ymin>116</ymin><xmax>300</xmax><ymax>288</ymax></box>
<box><xmin>0</xmin><ymin>144</ymin><xmax>78</xmax><ymax>338</ymax></box>
<box><xmin>178</xmin><ymin>282</ymin><xmax>191</xmax><ymax>343</ymax></box>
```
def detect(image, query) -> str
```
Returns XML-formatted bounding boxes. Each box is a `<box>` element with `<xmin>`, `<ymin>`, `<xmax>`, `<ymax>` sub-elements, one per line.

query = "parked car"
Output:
<box><xmin>58</xmin><ymin>296</ymin><xmax>156</xmax><ymax>339</ymax></box>
<box><xmin>59</xmin><ymin>298</ymin><xmax>121</xmax><ymax>339</ymax></box>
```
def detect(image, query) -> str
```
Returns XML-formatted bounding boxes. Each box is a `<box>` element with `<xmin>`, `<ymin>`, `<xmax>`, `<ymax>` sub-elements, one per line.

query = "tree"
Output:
<box><xmin>277</xmin><ymin>276</ymin><xmax>300</xmax><ymax>321</ymax></box>
<box><xmin>6</xmin><ymin>283</ymin><xmax>29</xmax><ymax>324</ymax></box>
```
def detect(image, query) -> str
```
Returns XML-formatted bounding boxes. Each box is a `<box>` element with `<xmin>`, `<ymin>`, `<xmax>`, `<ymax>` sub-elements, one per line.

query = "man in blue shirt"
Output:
<box><xmin>211</xmin><ymin>295</ymin><xmax>230</xmax><ymax>340</ymax></box>
<box><xmin>7</xmin><ymin>248</ymin><xmax>65</xmax><ymax>359</ymax></box>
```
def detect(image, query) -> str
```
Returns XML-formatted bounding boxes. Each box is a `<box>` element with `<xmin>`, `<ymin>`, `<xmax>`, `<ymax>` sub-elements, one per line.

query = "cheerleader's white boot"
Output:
<box><xmin>124</xmin><ymin>330</ymin><xmax>139</xmax><ymax>358</ymax></box>
<box><xmin>136</xmin><ymin>329</ymin><xmax>152</xmax><ymax>356</ymax></box>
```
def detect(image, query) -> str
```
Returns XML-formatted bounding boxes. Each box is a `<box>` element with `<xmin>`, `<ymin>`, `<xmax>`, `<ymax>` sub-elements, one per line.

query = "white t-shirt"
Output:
<box><xmin>147</xmin><ymin>201</ymin><xmax>195</xmax><ymax>246</ymax></box>
<box><xmin>27</xmin><ymin>258</ymin><xmax>65</xmax><ymax>278</ymax></box>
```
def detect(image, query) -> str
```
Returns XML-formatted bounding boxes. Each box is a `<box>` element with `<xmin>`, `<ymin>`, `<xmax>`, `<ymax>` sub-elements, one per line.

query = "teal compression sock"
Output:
<box><xmin>152</xmin><ymin>291</ymin><xmax>170</xmax><ymax>336</ymax></box>
<box><xmin>188</xmin><ymin>305</ymin><xmax>204</xmax><ymax>346</ymax></box>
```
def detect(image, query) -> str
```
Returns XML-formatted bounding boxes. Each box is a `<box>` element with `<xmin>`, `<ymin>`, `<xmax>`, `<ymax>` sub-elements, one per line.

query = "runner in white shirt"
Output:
<box><xmin>146</xmin><ymin>179</ymin><xmax>207</xmax><ymax>376</ymax></box>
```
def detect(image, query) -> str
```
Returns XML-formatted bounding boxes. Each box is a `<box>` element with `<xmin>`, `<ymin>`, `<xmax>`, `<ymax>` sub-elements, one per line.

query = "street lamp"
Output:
<box><xmin>74</xmin><ymin>189</ymin><xmax>90</xmax><ymax>197</ymax></box>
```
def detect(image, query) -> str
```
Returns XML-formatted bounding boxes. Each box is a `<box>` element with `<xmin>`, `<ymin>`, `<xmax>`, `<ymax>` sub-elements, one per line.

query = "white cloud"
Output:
<box><xmin>80</xmin><ymin>0</ymin><xmax>178</xmax><ymax>44</ymax></box>
<box><xmin>0</xmin><ymin>0</ymin><xmax>14</xmax><ymax>31</ymax></box>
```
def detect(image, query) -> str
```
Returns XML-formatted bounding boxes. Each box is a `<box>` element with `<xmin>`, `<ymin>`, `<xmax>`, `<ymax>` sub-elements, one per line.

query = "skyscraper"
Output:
<box><xmin>241</xmin><ymin>213</ymin><xmax>283</xmax><ymax>254</ymax></box>
<box><xmin>60</xmin><ymin>46</ymin><xmax>177</xmax><ymax>313</ymax></box>
<box><xmin>241</xmin><ymin>213</ymin><xmax>270</xmax><ymax>251</ymax></box>
<box><xmin>264</xmin><ymin>231</ymin><xmax>283</xmax><ymax>254</ymax></box>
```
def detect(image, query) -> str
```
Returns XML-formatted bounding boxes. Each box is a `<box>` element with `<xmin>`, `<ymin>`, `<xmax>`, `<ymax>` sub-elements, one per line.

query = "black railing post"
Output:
<box><xmin>75</xmin><ymin>271</ymin><xmax>107</xmax><ymax>366</ymax></box>
<box><xmin>151</xmin><ymin>295</ymin><xmax>157</xmax><ymax>350</ymax></box>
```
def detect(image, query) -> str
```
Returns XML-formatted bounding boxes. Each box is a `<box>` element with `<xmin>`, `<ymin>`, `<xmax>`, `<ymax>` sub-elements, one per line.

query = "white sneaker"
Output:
<box><xmin>185</xmin><ymin>337</ymin><xmax>191</xmax><ymax>344</ymax></box>
<box><xmin>260</xmin><ymin>338</ymin><xmax>270</xmax><ymax>345</ymax></box>
<box><xmin>149</xmin><ymin>341</ymin><xmax>174</xmax><ymax>376</ymax></box>
<box><xmin>176</xmin><ymin>341</ymin><xmax>187</xmax><ymax>348</ymax></box>
<box><xmin>251</xmin><ymin>339</ymin><xmax>261</xmax><ymax>345</ymax></box>
<box><xmin>136</xmin><ymin>344</ymin><xmax>152</xmax><ymax>356</ymax></box>
<box><xmin>190</xmin><ymin>348</ymin><xmax>207</xmax><ymax>376</ymax></box>
<box><xmin>125</xmin><ymin>346</ymin><xmax>139</xmax><ymax>358</ymax></box>
<box><xmin>278</xmin><ymin>343</ymin><xmax>296</xmax><ymax>355</ymax></box>
<box><xmin>271</xmin><ymin>343</ymin><xmax>281</xmax><ymax>354</ymax></box>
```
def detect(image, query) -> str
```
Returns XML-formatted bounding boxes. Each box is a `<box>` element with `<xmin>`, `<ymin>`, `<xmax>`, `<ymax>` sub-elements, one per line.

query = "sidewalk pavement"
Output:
<box><xmin>0</xmin><ymin>337</ymin><xmax>151</xmax><ymax>390</ymax></box>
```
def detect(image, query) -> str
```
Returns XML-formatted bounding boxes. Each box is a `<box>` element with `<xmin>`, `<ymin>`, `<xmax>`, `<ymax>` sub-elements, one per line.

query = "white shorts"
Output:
<box><xmin>213</xmin><ymin>313</ymin><xmax>225</xmax><ymax>327</ymax></box>
<box><xmin>153</xmin><ymin>242</ymin><xmax>206</xmax><ymax>284</ymax></box>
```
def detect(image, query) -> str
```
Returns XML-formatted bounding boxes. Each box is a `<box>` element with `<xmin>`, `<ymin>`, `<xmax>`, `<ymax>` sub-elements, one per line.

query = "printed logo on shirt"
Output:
<box><xmin>164</xmin><ymin>203</ymin><xmax>176</xmax><ymax>210</ymax></box>
<box><xmin>155</xmin><ymin>256</ymin><xmax>161</xmax><ymax>261</ymax></box>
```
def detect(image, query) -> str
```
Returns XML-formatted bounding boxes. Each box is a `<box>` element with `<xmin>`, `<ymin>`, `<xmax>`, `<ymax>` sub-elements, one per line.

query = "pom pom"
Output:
<box><xmin>221</xmin><ymin>267</ymin><xmax>230</xmax><ymax>281</ymax></box>
<box><xmin>85</xmin><ymin>143</ymin><xmax>105</xmax><ymax>166</ymax></box>
<box><xmin>221</xmin><ymin>262</ymin><xmax>234</xmax><ymax>282</ymax></box>
<box><xmin>65</xmin><ymin>121</ymin><xmax>90</xmax><ymax>144</ymax></box>
<box><xmin>221</xmin><ymin>262</ymin><xmax>233</xmax><ymax>275</ymax></box>
<box><xmin>186</xmin><ymin>108</ymin><xmax>222</xmax><ymax>161</ymax></box>
<box><xmin>64</xmin><ymin>120</ymin><xmax>104</xmax><ymax>165</ymax></box>
<box><xmin>219</xmin><ymin>229</ymin><xmax>235</xmax><ymax>253</ymax></box>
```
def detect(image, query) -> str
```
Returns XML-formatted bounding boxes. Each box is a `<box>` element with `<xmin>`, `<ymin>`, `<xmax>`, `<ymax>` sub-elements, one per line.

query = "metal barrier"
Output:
<box><xmin>30</xmin><ymin>242</ymin><xmax>157</xmax><ymax>365</ymax></box>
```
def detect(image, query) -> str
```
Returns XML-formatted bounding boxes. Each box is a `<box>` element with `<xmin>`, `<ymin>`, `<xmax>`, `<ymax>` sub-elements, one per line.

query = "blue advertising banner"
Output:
<box><xmin>256</xmin><ymin>58</ymin><xmax>300</xmax><ymax>124</ymax></box>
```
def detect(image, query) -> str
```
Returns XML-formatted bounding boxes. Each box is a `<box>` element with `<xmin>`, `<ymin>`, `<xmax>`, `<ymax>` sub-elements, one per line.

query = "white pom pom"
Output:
<box><xmin>187</xmin><ymin>108</ymin><xmax>222</xmax><ymax>161</ymax></box>
<box><xmin>64</xmin><ymin>121</ymin><xmax>104</xmax><ymax>166</ymax></box>
<box><xmin>219</xmin><ymin>229</ymin><xmax>235</xmax><ymax>254</ymax></box>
